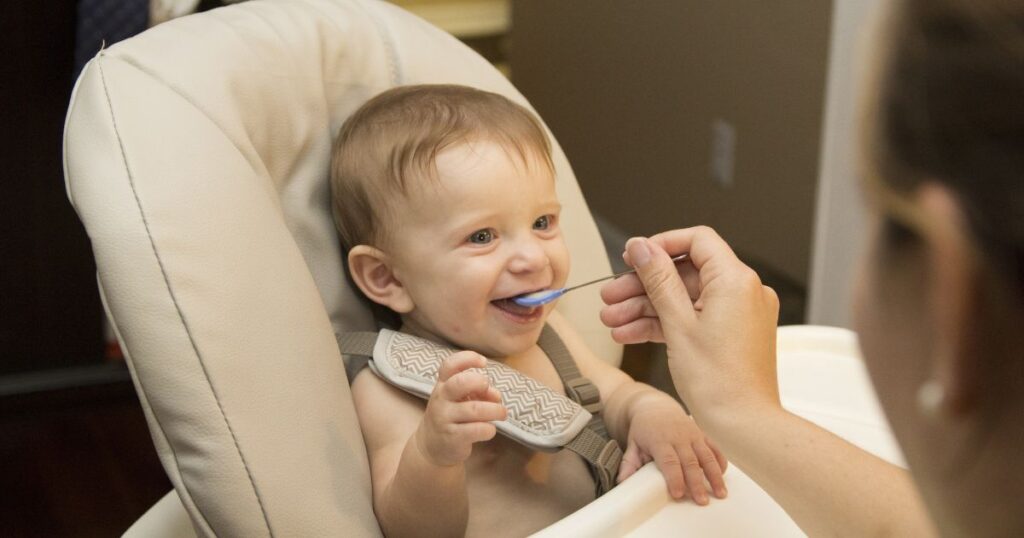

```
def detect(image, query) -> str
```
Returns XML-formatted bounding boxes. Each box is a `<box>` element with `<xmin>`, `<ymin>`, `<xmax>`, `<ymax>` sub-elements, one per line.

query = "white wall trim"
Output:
<box><xmin>808</xmin><ymin>0</ymin><xmax>883</xmax><ymax>328</ymax></box>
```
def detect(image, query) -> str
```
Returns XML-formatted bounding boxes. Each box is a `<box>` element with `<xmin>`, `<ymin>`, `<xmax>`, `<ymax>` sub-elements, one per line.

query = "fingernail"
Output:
<box><xmin>626</xmin><ymin>238</ymin><xmax>651</xmax><ymax>267</ymax></box>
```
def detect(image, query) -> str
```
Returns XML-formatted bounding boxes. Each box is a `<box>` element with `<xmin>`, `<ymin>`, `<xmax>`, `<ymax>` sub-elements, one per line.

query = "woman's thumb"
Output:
<box><xmin>625</xmin><ymin>238</ymin><xmax>693</xmax><ymax>326</ymax></box>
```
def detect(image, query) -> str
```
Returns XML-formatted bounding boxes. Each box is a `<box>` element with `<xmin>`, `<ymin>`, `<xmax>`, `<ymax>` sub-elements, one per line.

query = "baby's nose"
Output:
<box><xmin>508</xmin><ymin>240</ymin><xmax>549</xmax><ymax>274</ymax></box>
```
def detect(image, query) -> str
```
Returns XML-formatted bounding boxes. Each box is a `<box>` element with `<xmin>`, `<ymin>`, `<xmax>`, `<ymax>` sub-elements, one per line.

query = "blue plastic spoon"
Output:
<box><xmin>512</xmin><ymin>254</ymin><xmax>690</xmax><ymax>307</ymax></box>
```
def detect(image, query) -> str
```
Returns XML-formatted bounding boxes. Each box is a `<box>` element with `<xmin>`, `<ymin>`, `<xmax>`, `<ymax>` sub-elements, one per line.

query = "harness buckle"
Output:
<box><xmin>565</xmin><ymin>377</ymin><xmax>602</xmax><ymax>414</ymax></box>
<box><xmin>594</xmin><ymin>439</ymin><xmax>623</xmax><ymax>495</ymax></box>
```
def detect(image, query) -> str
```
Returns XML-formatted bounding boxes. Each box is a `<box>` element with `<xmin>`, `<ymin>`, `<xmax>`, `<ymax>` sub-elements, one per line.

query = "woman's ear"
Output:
<box><xmin>347</xmin><ymin>245</ymin><xmax>414</xmax><ymax>314</ymax></box>
<box><xmin>915</xmin><ymin>183</ymin><xmax>980</xmax><ymax>417</ymax></box>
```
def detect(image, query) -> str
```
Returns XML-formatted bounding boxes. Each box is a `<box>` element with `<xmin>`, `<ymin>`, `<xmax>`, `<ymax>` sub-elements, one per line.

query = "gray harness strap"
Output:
<box><xmin>340</xmin><ymin>332</ymin><xmax>375</xmax><ymax>380</ymax></box>
<box><xmin>337</xmin><ymin>326</ymin><xmax>622</xmax><ymax>496</ymax></box>
<box><xmin>536</xmin><ymin>325</ymin><xmax>622</xmax><ymax>494</ymax></box>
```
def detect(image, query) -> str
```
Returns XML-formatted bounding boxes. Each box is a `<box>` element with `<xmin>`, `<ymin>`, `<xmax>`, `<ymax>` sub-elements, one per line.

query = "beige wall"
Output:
<box><xmin>511</xmin><ymin>1</ymin><xmax>833</xmax><ymax>285</ymax></box>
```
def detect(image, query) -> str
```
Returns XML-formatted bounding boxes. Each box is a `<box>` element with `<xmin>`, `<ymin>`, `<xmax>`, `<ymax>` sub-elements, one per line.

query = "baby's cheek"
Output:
<box><xmin>441</xmin><ymin>314</ymin><xmax>467</xmax><ymax>337</ymax></box>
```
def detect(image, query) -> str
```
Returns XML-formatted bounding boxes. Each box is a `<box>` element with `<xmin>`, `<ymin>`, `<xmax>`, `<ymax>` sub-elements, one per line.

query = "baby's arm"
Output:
<box><xmin>351</xmin><ymin>351</ymin><xmax>506</xmax><ymax>537</ymax></box>
<box><xmin>545</xmin><ymin>310</ymin><xmax>654</xmax><ymax>442</ymax></box>
<box><xmin>547</xmin><ymin>311</ymin><xmax>728</xmax><ymax>504</ymax></box>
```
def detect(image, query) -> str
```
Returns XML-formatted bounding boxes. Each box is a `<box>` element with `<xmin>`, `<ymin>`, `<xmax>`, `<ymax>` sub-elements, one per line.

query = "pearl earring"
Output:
<box><xmin>916</xmin><ymin>379</ymin><xmax>946</xmax><ymax>416</ymax></box>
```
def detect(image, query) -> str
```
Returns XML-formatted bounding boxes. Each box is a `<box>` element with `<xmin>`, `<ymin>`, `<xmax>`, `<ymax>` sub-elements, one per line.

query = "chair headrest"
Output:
<box><xmin>64</xmin><ymin>1</ymin><xmax>617</xmax><ymax>535</ymax></box>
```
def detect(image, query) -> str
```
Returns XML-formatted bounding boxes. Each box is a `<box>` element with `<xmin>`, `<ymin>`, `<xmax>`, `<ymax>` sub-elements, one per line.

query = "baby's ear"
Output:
<box><xmin>347</xmin><ymin>245</ymin><xmax>414</xmax><ymax>314</ymax></box>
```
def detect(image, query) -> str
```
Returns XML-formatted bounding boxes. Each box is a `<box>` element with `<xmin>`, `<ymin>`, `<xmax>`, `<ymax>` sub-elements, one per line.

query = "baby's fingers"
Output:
<box><xmin>707</xmin><ymin>436</ymin><xmax>728</xmax><ymax>474</ymax></box>
<box><xmin>450</xmin><ymin>400</ymin><xmax>507</xmax><ymax>424</ymax></box>
<box><xmin>441</xmin><ymin>370</ymin><xmax>492</xmax><ymax>402</ymax></box>
<box><xmin>438</xmin><ymin>351</ymin><xmax>487</xmax><ymax>382</ymax></box>
<box><xmin>680</xmin><ymin>448</ymin><xmax>710</xmax><ymax>506</ymax></box>
<box><xmin>694</xmin><ymin>441</ymin><xmax>728</xmax><ymax>499</ymax></box>
<box><xmin>617</xmin><ymin>440</ymin><xmax>645</xmax><ymax>484</ymax></box>
<box><xmin>651</xmin><ymin>445</ymin><xmax>686</xmax><ymax>500</ymax></box>
<box><xmin>458</xmin><ymin>421</ymin><xmax>498</xmax><ymax>444</ymax></box>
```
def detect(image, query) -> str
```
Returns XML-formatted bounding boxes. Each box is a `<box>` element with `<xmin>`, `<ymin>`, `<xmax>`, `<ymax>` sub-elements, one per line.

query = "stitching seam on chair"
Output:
<box><xmin>357</xmin><ymin>0</ymin><xmax>403</xmax><ymax>85</ymax></box>
<box><xmin>114</xmin><ymin>56</ymin><xmax>266</xmax><ymax>181</ymax></box>
<box><xmin>96</xmin><ymin>56</ymin><xmax>274</xmax><ymax>538</ymax></box>
<box><xmin>96</xmin><ymin>276</ymin><xmax>217</xmax><ymax>537</ymax></box>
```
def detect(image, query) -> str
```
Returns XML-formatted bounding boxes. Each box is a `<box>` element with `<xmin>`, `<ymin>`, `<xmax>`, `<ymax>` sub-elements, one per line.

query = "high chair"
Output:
<box><xmin>64</xmin><ymin>1</ymin><xmax>618</xmax><ymax>535</ymax></box>
<box><xmin>64</xmin><ymin>1</ymin><xmax>905</xmax><ymax>536</ymax></box>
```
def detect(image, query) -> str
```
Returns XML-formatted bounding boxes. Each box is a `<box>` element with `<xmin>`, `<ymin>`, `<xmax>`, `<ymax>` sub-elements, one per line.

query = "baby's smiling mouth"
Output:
<box><xmin>491</xmin><ymin>289</ymin><xmax>546</xmax><ymax>319</ymax></box>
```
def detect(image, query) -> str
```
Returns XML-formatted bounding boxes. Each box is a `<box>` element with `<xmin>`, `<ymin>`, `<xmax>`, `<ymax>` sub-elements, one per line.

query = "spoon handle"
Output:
<box><xmin>562</xmin><ymin>253</ymin><xmax>689</xmax><ymax>294</ymax></box>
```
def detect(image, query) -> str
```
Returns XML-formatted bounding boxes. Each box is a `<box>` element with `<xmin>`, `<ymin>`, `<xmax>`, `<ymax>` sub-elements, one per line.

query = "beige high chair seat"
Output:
<box><xmin>62</xmin><ymin>1</ymin><xmax>620</xmax><ymax>536</ymax></box>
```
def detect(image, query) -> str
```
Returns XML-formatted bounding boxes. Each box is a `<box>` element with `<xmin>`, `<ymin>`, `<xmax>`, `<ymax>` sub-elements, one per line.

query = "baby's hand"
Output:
<box><xmin>415</xmin><ymin>351</ymin><xmax>507</xmax><ymax>467</ymax></box>
<box><xmin>619</xmin><ymin>394</ymin><xmax>728</xmax><ymax>505</ymax></box>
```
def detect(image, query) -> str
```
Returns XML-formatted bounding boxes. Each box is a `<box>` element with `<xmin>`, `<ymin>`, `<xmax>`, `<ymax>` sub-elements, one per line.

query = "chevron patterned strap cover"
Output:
<box><xmin>368</xmin><ymin>329</ymin><xmax>594</xmax><ymax>451</ymax></box>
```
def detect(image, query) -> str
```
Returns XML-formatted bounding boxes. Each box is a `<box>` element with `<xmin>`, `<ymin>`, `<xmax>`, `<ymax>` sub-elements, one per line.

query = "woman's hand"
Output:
<box><xmin>599</xmin><ymin>227</ymin><xmax>782</xmax><ymax>423</ymax></box>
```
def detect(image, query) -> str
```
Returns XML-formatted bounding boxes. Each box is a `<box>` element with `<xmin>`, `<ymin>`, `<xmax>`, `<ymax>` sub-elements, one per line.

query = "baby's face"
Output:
<box><xmin>387</xmin><ymin>141</ymin><xmax>569</xmax><ymax>358</ymax></box>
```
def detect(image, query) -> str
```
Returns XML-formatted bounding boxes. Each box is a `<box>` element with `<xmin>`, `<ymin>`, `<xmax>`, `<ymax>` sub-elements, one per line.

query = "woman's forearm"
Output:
<box><xmin>376</xmin><ymin>429</ymin><xmax>469</xmax><ymax>537</ymax></box>
<box><xmin>704</xmin><ymin>407</ymin><xmax>935</xmax><ymax>537</ymax></box>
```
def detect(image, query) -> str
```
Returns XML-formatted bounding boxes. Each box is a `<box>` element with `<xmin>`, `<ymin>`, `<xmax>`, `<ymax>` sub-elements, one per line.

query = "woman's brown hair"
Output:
<box><xmin>872</xmin><ymin>0</ymin><xmax>1024</xmax><ymax>302</ymax></box>
<box><xmin>870</xmin><ymin>0</ymin><xmax>1024</xmax><ymax>432</ymax></box>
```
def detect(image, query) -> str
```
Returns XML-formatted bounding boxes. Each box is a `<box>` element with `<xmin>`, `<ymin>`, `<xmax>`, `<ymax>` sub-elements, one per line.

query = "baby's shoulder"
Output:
<box><xmin>349</xmin><ymin>369</ymin><xmax>424</xmax><ymax>448</ymax></box>
<box><xmin>350</xmin><ymin>368</ymin><xmax>422</xmax><ymax>411</ymax></box>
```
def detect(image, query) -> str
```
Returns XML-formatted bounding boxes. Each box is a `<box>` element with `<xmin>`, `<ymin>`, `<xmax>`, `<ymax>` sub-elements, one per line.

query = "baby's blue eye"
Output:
<box><xmin>533</xmin><ymin>215</ymin><xmax>551</xmax><ymax>230</ymax></box>
<box><xmin>469</xmin><ymin>229</ymin><xmax>493</xmax><ymax>244</ymax></box>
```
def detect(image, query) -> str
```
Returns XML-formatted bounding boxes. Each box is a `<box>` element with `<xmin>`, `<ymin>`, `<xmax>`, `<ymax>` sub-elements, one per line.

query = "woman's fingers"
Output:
<box><xmin>622</xmin><ymin>238</ymin><xmax>695</xmax><ymax>349</ymax></box>
<box><xmin>607</xmin><ymin>227</ymin><xmax>783</xmax><ymax>422</ymax></box>
<box><xmin>602</xmin><ymin>261</ymin><xmax>702</xmax><ymax>305</ymax></box>
<box><xmin>679</xmin><ymin>262</ymin><xmax>703</xmax><ymax>303</ymax></box>
<box><xmin>600</xmin><ymin>254</ymin><xmax>703</xmax><ymax>344</ymax></box>
<box><xmin>603</xmin><ymin>226</ymin><xmax>740</xmax><ymax>318</ymax></box>
<box><xmin>609</xmin><ymin>317</ymin><xmax>665</xmax><ymax>345</ymax></box>
<box><xmin>600</xmin><ymin>294</ymin><xmax>658</xmax><ymax>327</ymax></box>
<box><xmin>601</xmin><ymin>270</ymin><xmax>647</xmax><ymax>305</ymax></box>
<box><xmin>647</xmin><ymin>226</ymin><xmax>738</xmax><ymax>274</ymax></box>
<box><xmin>762</xmin><ymin>285</ymin><xmax>780</xmax><ymax>314</ymax></box>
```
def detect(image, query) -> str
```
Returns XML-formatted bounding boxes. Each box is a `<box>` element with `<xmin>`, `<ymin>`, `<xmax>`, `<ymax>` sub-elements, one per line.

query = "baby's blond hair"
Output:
<box><xmin>330</xmin><ymin>84</ymin><xmax>554</xmax><ymax>250</ymax></box>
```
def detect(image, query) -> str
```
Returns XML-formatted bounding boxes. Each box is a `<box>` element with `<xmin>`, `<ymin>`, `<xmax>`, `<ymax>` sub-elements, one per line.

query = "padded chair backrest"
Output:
<box><xmin>63</xmin><ymin>1</ymin><xmax>618</xmax><ymax>536</ymax></box>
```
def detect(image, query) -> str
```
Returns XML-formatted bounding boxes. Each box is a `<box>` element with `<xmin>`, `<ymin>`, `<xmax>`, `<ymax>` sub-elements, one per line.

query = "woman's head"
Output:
<box><xmin>856</xmin><ymin>0</ymin><xmax>1024</xmax><ymax>531</ymax></box>
<box><xmin>870</xmin><ymin>0</ymin><xmax>1024</xmax><ymax>286</ymax></box>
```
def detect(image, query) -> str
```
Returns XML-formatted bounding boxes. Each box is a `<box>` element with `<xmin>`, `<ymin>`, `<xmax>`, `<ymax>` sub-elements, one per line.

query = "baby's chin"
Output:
<box><xmin>442</xmin><ymin>328</ymin><xmax>545</xmax><ymax>360</ymax></box>
<box><xmin>481</xmin><ymin>323</ymin><xmax>550</xmax><ymax>358</ymax></box>
<box><xmin>400</xmin><ymin>312</ymin><xmax>549</xmax><ymax>359</ymax></box>
<box><xmin>435</xmin><ymin>329</ymin><xmax>536</xmax><ymax>359</ymax></box>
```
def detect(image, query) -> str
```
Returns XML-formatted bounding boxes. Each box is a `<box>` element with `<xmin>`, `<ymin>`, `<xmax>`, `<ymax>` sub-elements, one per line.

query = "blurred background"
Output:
<box><xmin>0</xmin><ymin>0</ymin><xmax>872</xmax><ymax>534</ymax></box>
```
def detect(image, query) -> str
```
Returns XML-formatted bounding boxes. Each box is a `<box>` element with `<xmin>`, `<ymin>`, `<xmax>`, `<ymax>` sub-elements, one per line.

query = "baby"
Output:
<box><xmin>330</xmin><ymin>84</ymin><xmax>727</xmax><ymax>537</ymax></box>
